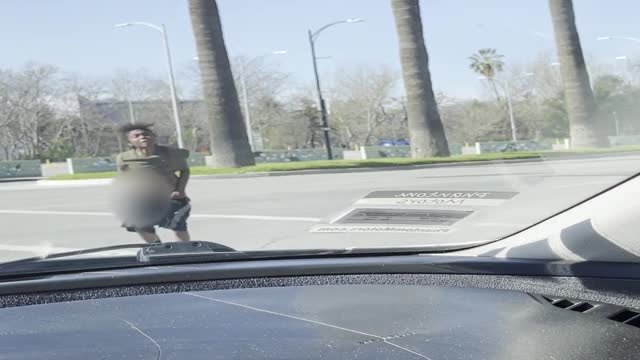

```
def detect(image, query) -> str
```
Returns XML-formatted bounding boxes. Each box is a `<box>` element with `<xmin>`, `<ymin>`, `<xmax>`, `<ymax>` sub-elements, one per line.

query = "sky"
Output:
<box><xmin>2</xmin><ymin>0</ymin><xmax>640</xmax><ymax>98</ymax></box>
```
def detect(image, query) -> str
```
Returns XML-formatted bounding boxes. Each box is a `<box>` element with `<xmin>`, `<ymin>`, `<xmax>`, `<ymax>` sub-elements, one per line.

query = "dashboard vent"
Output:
<box><xmin>541</xmin><ymin>296</ymin><xmax>595</xmax><ymax>313</ymax></box>
<box><xmin>537</xmin><ymin>295</ymin><xmax>640</xmax><ymax>329</ymax></box>
<box><xmin>609</xmin><ymin>310</ymin><xmax>640</xmax><ymax>328</ymax></box>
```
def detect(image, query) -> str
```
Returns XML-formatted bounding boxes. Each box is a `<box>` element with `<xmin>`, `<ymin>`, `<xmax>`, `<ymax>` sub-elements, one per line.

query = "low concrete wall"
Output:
<box><xmin>187</xmin><ymin>153</ymin><xmax>206</xmax><ymax>166</ymax></box>
<box><xmin>361</xmin><ymin>144</ymin><xmax>463</xmax><ymax>159</ymax></box>
<box><xmin>609</xmin><ymin>135</ymin><xmax>640</xmax><ymax>146</ymax></box>
<box><xmin>41</xmin><ymin>162</ymin><xmax>70</xmax><ymax>177</ymax></box>
<box><xmin>477</xmin><ymin>140</ymin><xmax>552</xmax><ymax>154</ymax></box>
<box><xmin>254</xmin><ymin>149</ymin><xmax>344</xmax><ymax>163</ymax></box>
<box><xmin>362</xmin><ymin>145</ymin><xmax>411</xmax><ymax>159</ymax></box>
<box><xmin>342</xmin><ymin>150</ymin><xmax>362</xmax><ymax>160</ymax></box>
<box><xmin>68</xmin><ymin>153</ymin><xmax>208</xmax><ymax>174</ymax></box>
<box><xmin>68</xmin><ymin>157</ymin><xmax>116</xmax><ymax>174</ymax></box>
<box><xmin>0</xmin><ymin>160</ymin><xmax>42</xmax><ymax>179</ymax></box>
<box><xmin>552</xmin><ymin>139</ymin><xmax>570</xmax><ymax>151</ymax></box>
<box><xmin>461</xmin><ymin>146</ymin><xmax>477</xmax><ymax>155</ymax></box>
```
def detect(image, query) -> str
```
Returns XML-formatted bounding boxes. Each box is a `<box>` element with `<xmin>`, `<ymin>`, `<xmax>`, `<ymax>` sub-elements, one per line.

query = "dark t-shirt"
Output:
<box><xmin>116</xmin><ymin>145</ymin><xmax>190</xmax><ymax>189</ymax></box>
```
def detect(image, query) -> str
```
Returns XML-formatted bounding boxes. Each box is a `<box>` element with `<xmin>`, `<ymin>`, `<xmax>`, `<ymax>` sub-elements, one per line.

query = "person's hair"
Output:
<box><xmin>118</xmin><ymin>123</ymin><xmax>154</xmax><ymax>136</ymax></box>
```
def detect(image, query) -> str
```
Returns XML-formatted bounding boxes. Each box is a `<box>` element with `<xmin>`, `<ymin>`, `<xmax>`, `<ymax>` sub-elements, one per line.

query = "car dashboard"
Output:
<box><xmin>0</xmin><ymin>255</ymin><xmax>639</xmax><ymax>359</ymax></box>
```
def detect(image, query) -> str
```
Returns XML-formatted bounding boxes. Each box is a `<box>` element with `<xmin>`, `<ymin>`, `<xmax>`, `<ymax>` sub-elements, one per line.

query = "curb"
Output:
<box><xmin>193</xmin><ymin>151</ymin><xmax>640</xmax><ymax>180</ymax></box>
<box><xmin>36</xmin><ymin>178</ymin><xmax>113</xmax><ymax>187</ymax></box>
<box><xmin>192</xmin><ymin>157</ymin><xmax>546</xmax><ymax>180</ymax></box>
<box><xmin>0</xmin><ymin>177</ymin><xmax>42</xmax><ymax>184</ymax></box>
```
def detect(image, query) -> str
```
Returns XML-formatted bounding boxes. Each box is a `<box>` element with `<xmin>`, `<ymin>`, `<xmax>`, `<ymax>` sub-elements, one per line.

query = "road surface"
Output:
<box><xmin>0</xmin><ymin>155</ymin><xmax>638</xmax><ymax>262</ymax></box>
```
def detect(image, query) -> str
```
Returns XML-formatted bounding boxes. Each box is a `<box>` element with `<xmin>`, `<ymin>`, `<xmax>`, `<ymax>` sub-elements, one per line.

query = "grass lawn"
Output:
<box><xmin>47</xmin><ymin>146</ymin><xmax>640</xmax><ymax>181</ymax></box>
<box><xmin>47</xmin><ymin>152</ymin><xmax>541</xmax><ymax>180</ymax></box>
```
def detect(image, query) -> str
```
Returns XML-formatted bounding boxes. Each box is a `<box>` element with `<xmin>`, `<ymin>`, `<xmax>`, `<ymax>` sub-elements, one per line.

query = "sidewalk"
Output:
<box><xmin>0</xmin><ymin>177</ymin><xmax>42</xmax><ymax>183</ymax></box>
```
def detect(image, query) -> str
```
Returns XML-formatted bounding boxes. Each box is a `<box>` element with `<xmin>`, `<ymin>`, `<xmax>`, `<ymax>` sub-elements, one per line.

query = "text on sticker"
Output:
<box><xmin>394</xmin><ymin>192</ymin><xmax>490</xmax><ymax>199</ymax></box>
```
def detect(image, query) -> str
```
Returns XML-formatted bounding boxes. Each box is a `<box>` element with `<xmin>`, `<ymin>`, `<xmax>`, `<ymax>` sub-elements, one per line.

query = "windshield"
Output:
<box><xmin>1</xmin><ymin>0</ymin><xmax>640</xmax><ymax>264</ymax></box>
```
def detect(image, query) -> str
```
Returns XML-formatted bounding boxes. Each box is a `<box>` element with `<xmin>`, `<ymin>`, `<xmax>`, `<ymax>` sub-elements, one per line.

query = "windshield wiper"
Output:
<box><xmin>0</xmin><ymin>241</ymin><xmax>480</xmax><ymax>280</ymax></box>
<box><xmin>0</xmin><ymin>243</ymin><xmax>151</xmax><ymax>269</ymax></box>
<box><xmin>0</xmin><ymin>241</ymin><xmax>350</xmax><ymax>279</ymax></box>
<box><xmin>0</xmin><ymin>241</ymin><xmax>241</xmax><ymax>268</ymax></box>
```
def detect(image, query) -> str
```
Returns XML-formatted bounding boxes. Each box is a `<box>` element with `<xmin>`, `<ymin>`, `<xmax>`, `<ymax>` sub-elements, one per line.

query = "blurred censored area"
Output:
<box><xmin>111</xmin><ymin>170</ymin><xmax>173</xmax><ymax>229</ymax></box>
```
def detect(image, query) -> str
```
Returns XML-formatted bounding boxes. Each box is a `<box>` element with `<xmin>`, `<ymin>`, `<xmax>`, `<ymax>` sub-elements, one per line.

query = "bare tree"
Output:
<box><xmin>331</xmin><ymin>66</ymin><xmax>400</xmax><ymax>147</ymax></box>
<box><xmin>0</xmin><ymin>65</ymin><xmax>60</xmax><ymax>160</ymax></box>
<box><xmin>391</xmin><ymin>0</ymin><xmax>450</xmax><ymax>157</ymax></box>
<box><xmin>188</xmin><ymin>0</ymin><xmax>254</xmax><ymax>167</ymax></box>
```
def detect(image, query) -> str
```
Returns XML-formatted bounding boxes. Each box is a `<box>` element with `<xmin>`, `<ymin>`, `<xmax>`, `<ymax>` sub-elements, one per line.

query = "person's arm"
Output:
<box><xmin>116</xmin><ymin>154</ymin><xmax>126</xmax><ymax>173</ymax></box>
<box><xmin>170</xmin><ymin>149</ymin><xmax>190</xmax><ymax>199</ymax></box>
<box><xmin>174</xmin><ymin>168</ymin><xmax>190</xmax><ymax>197</ymax></box>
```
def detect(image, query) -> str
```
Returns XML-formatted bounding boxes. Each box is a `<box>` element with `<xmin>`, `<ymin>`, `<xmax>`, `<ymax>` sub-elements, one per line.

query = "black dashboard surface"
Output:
<box><xmin>1</xmin><ymin>283</ymin><xmax>639</xmax><ymax>359</ymax></box>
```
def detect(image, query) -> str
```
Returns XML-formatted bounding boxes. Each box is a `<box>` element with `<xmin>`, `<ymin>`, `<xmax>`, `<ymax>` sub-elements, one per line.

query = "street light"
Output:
<box><xmin>308</xmin><ymin>18</ymin><xmax>364</xmax><ymax>160</ymax></box>
<box><xmin>597</xmin><ymin>35</ymin><xmax>640</xmax><ymax>44</ymax></box>
<box><xmin>114</xmin><ymin>22</ymin><xmax>184</xmax><ymax>148</ymax></box>
<box><xmin>479</xmin><ymin>73</ymin><xmax>534</xmax><ymax>141</ymax></box>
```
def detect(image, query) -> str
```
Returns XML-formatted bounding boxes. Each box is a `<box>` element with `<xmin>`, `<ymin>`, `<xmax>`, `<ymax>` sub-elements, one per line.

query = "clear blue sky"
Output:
<box><xmin>2</xmin><ymin>0</ymin><xmax>640</xmax><ymax>98</ymax></box>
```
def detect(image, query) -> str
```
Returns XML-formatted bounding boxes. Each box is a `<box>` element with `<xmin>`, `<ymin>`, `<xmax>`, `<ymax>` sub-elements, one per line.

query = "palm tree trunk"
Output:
<box><xmin>391</xmin><ymin>0</ymin><xmax>450</xmax><ymax>158</ymax></box>
<box><xmin>548</xmin><ymin>0</ymin><xmax>608</xmax><ymax>148</ymax></box>
<box><xmin>490</xmin><ymin>80</ymin><xmax>502</xmax><ymax>102</ymax></box>
<box><xmin>188</xmin><ymin>0</ymin><xmax>255</xmax><ymax>167</ymax></box>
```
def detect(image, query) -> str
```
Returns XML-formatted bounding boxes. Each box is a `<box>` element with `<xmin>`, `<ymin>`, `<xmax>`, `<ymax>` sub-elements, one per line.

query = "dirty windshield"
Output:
<box><xmin>2</xmin><ymin>0</ymin><xmax>640</xmax><ymax>263</ymax></box>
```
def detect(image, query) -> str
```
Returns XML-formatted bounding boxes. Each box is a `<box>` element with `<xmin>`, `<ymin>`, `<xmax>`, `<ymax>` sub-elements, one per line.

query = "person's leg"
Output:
<box><xmin>173</xmin><ymin>230</ymin><xmax>191</xmax><ymax>241</ymax></box>
<box><xmin>126</xmin><ymin>225</ymin><xmax>160</xmax><ymax>243</ymax></box>
<box><xmin>137</xmin><ymin>230</ymin><xmax>161</xmax><ymax>243</ymax></box>
<box><xmin>165</xmin><ymin>198</ymin><xmax>191</xmax><ymax>242</ymax></box>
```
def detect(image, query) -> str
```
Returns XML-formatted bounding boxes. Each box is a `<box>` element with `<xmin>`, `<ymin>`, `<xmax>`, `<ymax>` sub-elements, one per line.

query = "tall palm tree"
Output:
<box><xmin>548</xmin><ymin>0</ymin><xmax>608</xmax><ymax>148</ymax></box>
<box><xmin>188</xmin><ymin>0</ymin><xmax>255</xmax><ymax>167</ymax></box>
<box><xmin>390</xmin><ymin>0</ymin><xmax>450</xmax><ymax>158</ymax></box>
<box><xmin>469</xmin><ymin>48</ymin><xmax>504</xmax><ymax>100</ymax></box>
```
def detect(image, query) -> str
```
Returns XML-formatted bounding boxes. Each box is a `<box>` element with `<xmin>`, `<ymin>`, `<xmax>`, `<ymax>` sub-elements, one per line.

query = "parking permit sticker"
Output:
<box><xmin>309</xmin><ymin>208</ymin><xmax>473</xmax><ymax>233</ymax></box>
<box><xmin>355</xmin><ymin>190</ymin><xmax>518</xmax><ymax>207</ymax></box>
<box><xmin>310</xmin><ymin>225</ymin><xmax>454</xmax><ymax>234</ymax></box>
<box><xmin>334</xmin><ymin>208</ymin><xmax>473</xmax><ymax>225</ymax></box>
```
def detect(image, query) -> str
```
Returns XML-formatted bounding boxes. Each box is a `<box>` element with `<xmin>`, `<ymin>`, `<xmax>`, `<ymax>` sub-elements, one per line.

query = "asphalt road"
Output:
<box><xmin>1</xmin><ymin>154</ymin><xmax>639</xmax><ymax>263</ymax></box>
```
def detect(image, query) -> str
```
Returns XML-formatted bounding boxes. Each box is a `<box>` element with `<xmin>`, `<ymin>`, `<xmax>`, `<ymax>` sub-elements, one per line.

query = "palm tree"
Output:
<box><xmin>548</xmin><ymin>0</ymin><xmax>608</xmax><ymax>148</ymax></box>
<box><xmin>390</xmin><ymin>0</ymin><xmax>450</xmax><ymax>158</ymax></box>
<box><xmin>187</xmin><ymin>0</ymin><xmax>255</xmax><ymax>167</ymax></box>
<box><xmin>469</xmin><ymin>48</ymin><xmax>504</xmax><ymax>100</ymax></box>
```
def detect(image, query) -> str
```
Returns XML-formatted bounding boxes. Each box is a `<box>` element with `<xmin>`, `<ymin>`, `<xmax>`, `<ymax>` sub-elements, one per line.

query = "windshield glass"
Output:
<box><xmin>2</xmin><ymin>0</ymin><xmax>640</xmax><ymax>263</ymax></box>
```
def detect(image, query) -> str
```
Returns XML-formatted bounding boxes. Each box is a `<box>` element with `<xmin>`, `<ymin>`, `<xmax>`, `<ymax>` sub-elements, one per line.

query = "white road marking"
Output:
<box><xmin>191</xmin><ymin>214</ymin><xmax>322</xmax><ymax>222</ymax></box>
<box><xmin>0</xmin><ymin>209</ymin><xmax>322</xmax><ymax>223</ymax></box>
<box><xmin>0</xmin><ymin>243</ymin><xmax>78</xmax><ymax>253</ymax></box>
<box><xmin>0</xmin><ymin>210</ymin><xmax>112</xmax><ymax>216</ymax></box>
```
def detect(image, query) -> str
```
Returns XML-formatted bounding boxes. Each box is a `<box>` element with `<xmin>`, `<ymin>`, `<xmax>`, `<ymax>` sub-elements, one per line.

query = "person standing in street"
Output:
<box><xmin>114</xmin><ymin>123</ymin><xmax>191</xmax><ymax>243</ymax></box>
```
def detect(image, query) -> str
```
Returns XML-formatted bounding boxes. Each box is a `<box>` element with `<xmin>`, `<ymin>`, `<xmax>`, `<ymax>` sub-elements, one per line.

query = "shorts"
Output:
<box><xmin>124</xmin><ymin>197</ymin><xmax>191</xmax><ymax>233</ymax></box>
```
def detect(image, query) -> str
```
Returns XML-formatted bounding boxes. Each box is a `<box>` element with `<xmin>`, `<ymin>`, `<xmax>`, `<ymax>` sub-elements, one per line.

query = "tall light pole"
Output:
<box><xmin>115</xmin><ymin>22</ymin><xmax>184</xmax><ymax>148</ymax></box>
<box><xmin>479</xmin><ymin>73</ymin><xmax>534</xmax><ymax>141</ymax></box>
<box><xmin>127</xmin><ymin>99</ymin><xmax>136</xmax><ymax>124</ymax></box>
<box><xmin>308</xmin><ymin>18</ymin><xmax>363</xmax><ymax>160</ymax></box>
